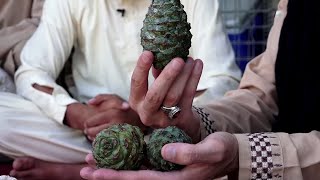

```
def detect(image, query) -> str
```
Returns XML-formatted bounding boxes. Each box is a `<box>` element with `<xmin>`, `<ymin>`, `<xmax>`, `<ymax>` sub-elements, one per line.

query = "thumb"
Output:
<box><xmin>161</xmin><ymin>140</ymin><xmax>222</xmax><ymax>165</ymax></box>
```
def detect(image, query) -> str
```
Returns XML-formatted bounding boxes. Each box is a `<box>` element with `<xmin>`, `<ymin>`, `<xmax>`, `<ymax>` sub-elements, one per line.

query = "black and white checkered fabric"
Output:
<box><xmin>192</xmin><ymin>106</ymin><xmax>214</xmax><ymax>134</ymax></box>
<box><xmin>248</xmin><ymin>133</ymin><xmax>273</xmax><ymax>180</ymax></box>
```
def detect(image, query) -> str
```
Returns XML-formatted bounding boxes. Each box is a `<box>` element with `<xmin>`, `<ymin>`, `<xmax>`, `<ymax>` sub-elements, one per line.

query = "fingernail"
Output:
<box><xmin>142</xmin><ymin>52</ymin><xmax>152</xmax><ymax>64</ymax></box>
<box><xmin>172</xmin><ymin>59</ymin><xmax>182</xmax><ymax>69</ymax></box>
<box><xmin>80</xmin><ymin>167</ymin><xmax>94</xmax><ymax>179</ymax></box>
<box><xmin>88</xmin><ymin>98</ymin><xmax>95</xmax><ymax>104</ymax></box>
<box><xmin>195</xmin><ymin>60</ymin><xmax>203</xmax><ymax>71</ymax></box>
<box><xmin>163</xmin><ymin>145</ymin><xmax>176</xmax><ymax>160</ymax></box>
<box><xmin>122</xmin><ymin>102</ymin><xmax>130</xmax><ymax>109</ymax></box>
<box><xmin>84</xmin><ymin>129</ymin><xmax>87</xmax><ymax>135</ymax></box>
<box><xmin>9</xmin><ymin>170</ymin><xmax>16</xmax><ymax>177</ymax></box>
<box><xmin>186</xmin><ymin>58</ymin><xmax>193</xmax><ymax>64</ymax></box>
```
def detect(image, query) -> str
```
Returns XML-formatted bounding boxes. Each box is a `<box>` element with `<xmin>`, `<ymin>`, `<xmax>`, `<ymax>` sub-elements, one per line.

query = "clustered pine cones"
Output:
<box><xmin>92</xmin><ymin>124</ymin><xmax>192</xmax><ymax>171</ymax></box>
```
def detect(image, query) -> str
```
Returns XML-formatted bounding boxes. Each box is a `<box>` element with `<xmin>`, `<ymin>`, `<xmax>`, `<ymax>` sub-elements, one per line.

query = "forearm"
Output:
<box><xmin>15</xmin><ymin>68</ymin><xmax>77</xmax><ymax>124</ymax></box>
<box><xmin>194</xmin><ymin>49</ymin><xmax>280</xmax><ymax>138</ymax></box>
<box><xmin>64</xmin><ymin>102</ymin><xmax>88</xmax><ymax>130</ymax></box>
<box><xmin>235</xmin><ymin>131</ymin><xmax>320</xmax><ymax>180</ymax></box>
<box><xmin>194</xmin><ymin>88</ymin><xmax>276</xmax><ymax>141</ymax></box>
<box><xmin>32</xmin><ymin>83</ymin><xmax>87</xmax><ymax>130</ymax></box>
<box><xmin>15</xmin><ymin>0</ymin><xmax>77</xmax><ymax>124</ymax></box>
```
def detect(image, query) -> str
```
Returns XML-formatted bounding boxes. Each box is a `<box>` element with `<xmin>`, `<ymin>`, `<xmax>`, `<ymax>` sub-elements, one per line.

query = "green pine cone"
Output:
<box><xmin>92</xmin><ymin>123</ymin><xmax>145</xmax><ymax>170</ymax></box>
<box><xmin>141</xmin><ymin>0</ymin><xmax>192</xmax><ymax>69</ymax></box>
<box><xmin>146</xmin><ymin>126</ymin><xmax>192</xmax><ymax>171</ymax></box>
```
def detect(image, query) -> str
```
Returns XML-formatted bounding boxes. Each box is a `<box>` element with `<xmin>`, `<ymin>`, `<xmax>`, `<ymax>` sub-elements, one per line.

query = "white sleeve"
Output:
<box><xmin>184</xmin><ymin>0</ymin><xmax>242</xmax><ymax>91</ymax></box>
<box><xmin>15</xmin><ymin>0</ymin><xmax>78</xmax><ymax>124</ymax></box>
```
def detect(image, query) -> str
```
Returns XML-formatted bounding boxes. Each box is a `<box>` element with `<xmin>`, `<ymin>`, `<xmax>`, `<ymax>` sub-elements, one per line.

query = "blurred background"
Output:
<box><xmin>219</xmin><ymin>0</ymin><xmax>279</xmax><ymax>72</ymax></box>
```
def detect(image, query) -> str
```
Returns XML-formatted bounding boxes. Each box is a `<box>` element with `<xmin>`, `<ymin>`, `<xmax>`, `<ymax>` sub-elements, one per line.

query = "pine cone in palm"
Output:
<box><xmin>146</xmin><ymin>126</ymin><xmax>192</xmax><ymax>171</ymax></box>
<box><xmin>92</xmin><ymin>123</ymin><xmax>145</xmax><ymax>170</ymax></box>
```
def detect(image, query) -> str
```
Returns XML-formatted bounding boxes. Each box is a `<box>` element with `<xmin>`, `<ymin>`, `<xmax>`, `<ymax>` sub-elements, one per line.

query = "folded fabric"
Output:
<box><xmin>0</xmin><ymin>175</ymin><xmax>17</xmax><ymax>180</ymax></box>
<box><xmin>0</xmin><ymin>68</ymin><xmax>15</xmax><ymax>93</ymax></box>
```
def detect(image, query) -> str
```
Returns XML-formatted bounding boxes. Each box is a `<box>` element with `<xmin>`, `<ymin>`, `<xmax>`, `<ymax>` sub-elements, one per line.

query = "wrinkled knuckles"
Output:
<box><xmin>110</xmin><ymin>94</ymin><xmax>120</xmax><ymax>99</ymax></box>
<box><xmin>145</xmin><ymin>92</ymin><xmax>162</xmax><ymax>106</ymax></box>
<box><xmin>131</xmin><ymin>76</ymin><xmax>146</xmax><ymax>89</ymax></box>
<box><xmin>163</xmin><ymin>92</ymin><xmax>179</xmax><ymax>107</ymax></box>
<box><xmin>158</xmin><ymin>118</ymin><xmax>171</xmax><ymax>128</ymax></box>
<box><xmin>162</xmin><ymin>69</ymin><xmax>179</xmax><ymax>82</ymax></box>
<box><xmin>139</xmin><ymin>113</ymin><xmax>153</xmax><ymax>126</ymax></box>
<box><xmin>183</xmin><ymin>89</ymin><xmax>196</xmax><ymax>100</ymax></box>
<box><xmin>181</xmin><ymin>148</ymin><xmax>196</xmax><ymax>164</ymax></box>
<box><xmin>209</xmin><ymin>141</ymin><xmax>226</xmax><ymax>162</ymax></box>
<box><xmin>128</xmin><ymin>99</ymin><xmax>138</xmax><ymax>111</ymax></box>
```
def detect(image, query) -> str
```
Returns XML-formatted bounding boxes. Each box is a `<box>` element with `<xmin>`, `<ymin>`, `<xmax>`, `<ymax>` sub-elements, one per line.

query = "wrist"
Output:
<box><xmin>65</xmin><ymin>102</ymin><xmax>87</xmax><ymax>130</ymax></box>
<box><xmin>192</xmin><ymin>106</ymin><xmax>215</xmax><ymax>141</ymax></box>
<box><xmin>177</xmin><ymin>107</ymin><xmax>201</xmax><ymax>143</ymax></box>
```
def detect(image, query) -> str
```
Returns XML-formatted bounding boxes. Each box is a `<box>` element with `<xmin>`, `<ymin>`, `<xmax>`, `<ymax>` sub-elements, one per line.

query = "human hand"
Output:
<box><xmin>65</xmin><ymin>94</ymin><xmax>142</xmax><ymax>134</ymax></box>
<box><xmin>65</xmin><ymin>102</ymin><xmax>92</xmax><ymax>130</ymax></box>
<box><xmin>80</xmin><ymin>132</ymin><xmax>239</xmax><ymax>180</ymax></box>
<box><xmin>129</xmin><ymin>51</ymin><xmax>203</xmax><ymax>142</ymax></box>
<box><xmin>84</xmin><ymin>94</ymin><xmax>145</xmax><ymax>140</ymax></box>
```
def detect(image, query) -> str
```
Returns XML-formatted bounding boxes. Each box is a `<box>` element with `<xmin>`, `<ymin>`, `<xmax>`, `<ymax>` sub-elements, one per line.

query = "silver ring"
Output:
<box><xmin>161</xmin><ymin>105</ymin><xmax>181</xmax><ymax>120</ymax></box>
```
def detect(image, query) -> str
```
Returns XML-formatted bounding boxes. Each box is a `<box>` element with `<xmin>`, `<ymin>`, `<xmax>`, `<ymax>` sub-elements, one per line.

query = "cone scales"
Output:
<box><xmin>141</xmin><ymin>0</ymin><xmax>192</xmax><ymax>69</ymax></box>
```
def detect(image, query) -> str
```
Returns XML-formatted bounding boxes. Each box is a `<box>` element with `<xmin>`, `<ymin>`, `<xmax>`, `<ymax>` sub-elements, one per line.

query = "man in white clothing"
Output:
<box><xmin>0</xmin><ymin>0</ymin><xmax>241</xmax><ymax>179</ymax></box>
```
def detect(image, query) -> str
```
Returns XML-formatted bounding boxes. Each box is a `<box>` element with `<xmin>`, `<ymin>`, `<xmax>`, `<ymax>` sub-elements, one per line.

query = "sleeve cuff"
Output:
<box><xmin>192</xmin><ymin>106</ymin><xmax>215</xmax><ymax>140</ymax></box>
<box><xmin>50</xmin><ymin>86</ymin><xmax>78</xmax><ymax>124</ymax></box>
<box><xmin>234</xmin><ymin>133</ymin><xmax>284</xmax><ymax>180</ymax></box>
<box><xmin>16</xmin><ymin>73</ymin><xmax>78</xmax><ymax>124</ymax></box>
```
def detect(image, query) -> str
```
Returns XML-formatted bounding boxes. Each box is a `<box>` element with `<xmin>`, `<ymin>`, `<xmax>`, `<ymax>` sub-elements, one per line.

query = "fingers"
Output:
<box><xmin>142</xmin><ymin>58</ymin><xmax>185</xmax><ymax>114</ymax></box>
<box><xmin>85</xmin><ymin>123</ymin><xmax>109</xmax><ymax>140</ymax></box>
<box><xmin>162</xmin><ymin>58</ymin><xmax>194</xmax><ymax>107</ymax></box>
<box><xmin>179</xmin><ymin>59</ymin><xmax>203</xmax><ymax>107</ymax></box>
<box><xmin>84</xmin><ymin>110</ymin><xmax>123</xmax><ymax>138</ymax></box>
<box><xmin>12</xmin><ymin>157</ymin><xmax>35</xmax><ymax>170</ymax></box>
<box><xmin>161</xmin><ymin>139</ymin><xmax>222</xmax><ymax>165</ymax></box>
<box><xmin>152</xmin><ymin>66</ymin><xmax>162</xmax><ymax>78</ymax></box>
<box><xmin>84</xmin><ymin>112</ymin><xmax>109</xmax><ymax>128</ymax></box>
<box><xmin>129</xmin><ymin>51</ymin><xmax>154</xmax><ymax>109</ymax></box>
<box><xmin>80</xmin><ymin>168</ymin><xmax>168</xmax><ymax>180</ymax></box>
<box><xmin>10</xmin><ymin>169</ymin><xmax>37</xmax><ymax>179</ymax></box>
<box><xmin>85</xmin><ymin>153</ymin><xmax>96</xmax><ymax>166</ymax></box>
<box><xmin>80</xmin><ymin>167</ymin><xmax>96</xmax><ymax>180</ymax></box>
<box><xmin>88</xmin><ymin>94</ymin><xmax>129</xmax><ymax>110</ymax></box>
<box><xmin>84</xmin><ymin>112</ymin><xmax>111</xmax><ymax>139</ymax></box>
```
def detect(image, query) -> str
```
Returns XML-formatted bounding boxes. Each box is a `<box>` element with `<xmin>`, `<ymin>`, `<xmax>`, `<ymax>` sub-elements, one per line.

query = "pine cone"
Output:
<box><xmin>146</xmin><ymin>126</ymin><xmax>192</xmax><ymax>171</ymax></box>
<box><xmin>92</xmin><ymin>124</ymin><xmax>145</xmax><ymax>170</ymax></box>
<box><xmin>141</xmin><ymin>0</ymin><xmax>192</xmax><ymax>69</ymax></box>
